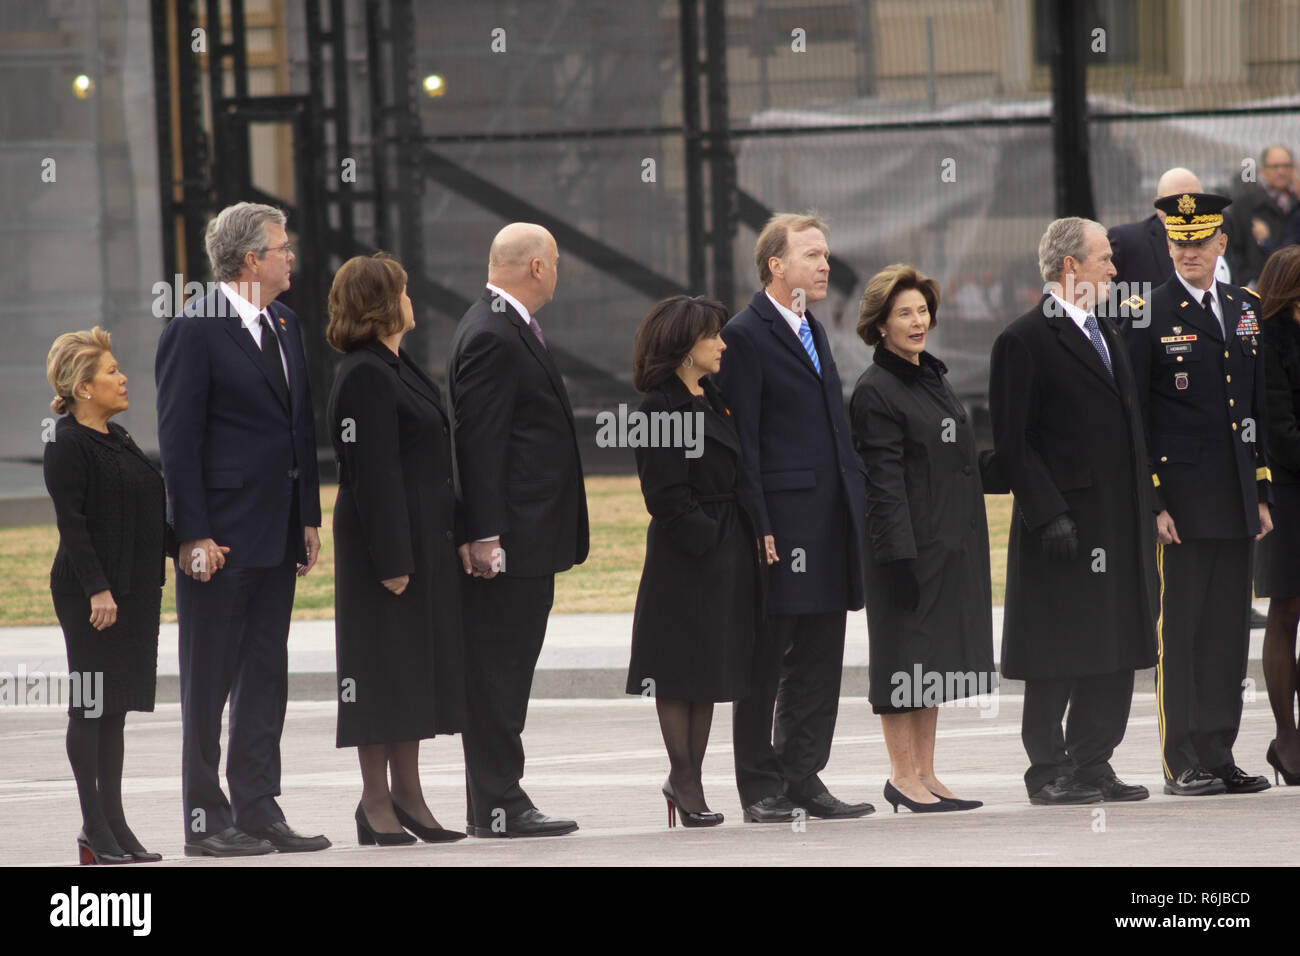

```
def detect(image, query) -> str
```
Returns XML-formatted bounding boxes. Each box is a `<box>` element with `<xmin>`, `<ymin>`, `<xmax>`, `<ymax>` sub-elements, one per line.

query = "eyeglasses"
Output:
<box><xmin>260</xmin><ymin>241</ymin><xmax>294</xmax><ymax>256</ymax></box>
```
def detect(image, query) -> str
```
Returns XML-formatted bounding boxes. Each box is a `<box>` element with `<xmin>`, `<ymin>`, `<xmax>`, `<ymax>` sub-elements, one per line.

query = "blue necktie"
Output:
<box><xmin>1083</xmin><ymin>314</ymin><xmax>1113</xmax><ymax>377</ymax></box>
<box><xmin>798</xmin><ymin>318</ymin><xmax>822</xmax><ymax>376</ymax></box>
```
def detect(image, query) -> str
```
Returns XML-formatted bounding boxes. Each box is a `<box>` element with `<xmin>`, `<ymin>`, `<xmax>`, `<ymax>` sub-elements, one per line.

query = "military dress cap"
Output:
<box><xmin>1154</xmin><ymin>191</ymin><xmax>1231</xmax><ymax>243</ymax></box>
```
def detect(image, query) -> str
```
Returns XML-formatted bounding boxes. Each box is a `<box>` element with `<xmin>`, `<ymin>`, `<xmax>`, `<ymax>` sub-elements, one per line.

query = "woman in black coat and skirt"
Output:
<box><xmin>626</xmin><ymin>295</ymin><xmax>762</xmax><ymax>827</ymax></box>
<box><xmin>44</xmin><ymin>327</ymin><xmax>170</xmax><ymax>863</ymax></box>
<box><xmin>1253</xmin><ymin>245</ymin><xmax>1300</xmax><ymax>785</ymax></box>
<box><xmin>850</xmin><ymin>265</ymin><xmax>997</xmax><ymax>813</ymax></box>
<box><xmin>326</xmin><ymin>254</ymin><xmax>467</xmax><ymax>844</ymax></box>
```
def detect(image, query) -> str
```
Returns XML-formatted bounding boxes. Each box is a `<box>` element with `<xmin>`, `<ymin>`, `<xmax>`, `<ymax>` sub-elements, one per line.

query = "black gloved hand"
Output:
<box><xmin>886</xmin><ymin>558</ymin><xmax>920</xmax><ymax>612</ymax></box>
<box><xmin>1039</xmin><ymin>514</ymin><xmax>1079</xmax><ymax>561</ymax></box>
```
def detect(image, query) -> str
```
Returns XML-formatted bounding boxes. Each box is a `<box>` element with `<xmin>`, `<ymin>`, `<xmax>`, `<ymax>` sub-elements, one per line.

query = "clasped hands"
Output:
<box><xmin>177</xmin><ymin>527</ymin><xmax>321</xmax><ymax>584</ymax></box>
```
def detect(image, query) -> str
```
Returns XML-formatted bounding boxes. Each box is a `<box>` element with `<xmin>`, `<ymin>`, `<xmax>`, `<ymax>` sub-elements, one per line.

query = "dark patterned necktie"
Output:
<box><xmin>1083</xmin><ymin>314</ymin><xmax>1113</xmax><ymax>377</ymax></box>
<box><xmin>259</xmin><ymin>313</ymin><xmax>288</xmax><ymax>392</ymax></box>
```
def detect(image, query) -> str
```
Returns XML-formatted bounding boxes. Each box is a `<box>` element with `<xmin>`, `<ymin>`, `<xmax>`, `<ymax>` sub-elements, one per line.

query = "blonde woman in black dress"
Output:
<box><xmin>45</xmin><ymin>328</ymin><xmax>172</xmax><ymax>863</ymax></box>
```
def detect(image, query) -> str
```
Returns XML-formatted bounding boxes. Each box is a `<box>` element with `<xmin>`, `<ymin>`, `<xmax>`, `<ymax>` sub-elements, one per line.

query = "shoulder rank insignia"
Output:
<box><xmin>1246</xmin><ymin>287</ymin><xmax>1261</xmax><ymax>300</ymax></box>
<box><xmin>1120</xmin><ymin>294</ymin><xmax>1145</xmax><ymax>312</ymax></box>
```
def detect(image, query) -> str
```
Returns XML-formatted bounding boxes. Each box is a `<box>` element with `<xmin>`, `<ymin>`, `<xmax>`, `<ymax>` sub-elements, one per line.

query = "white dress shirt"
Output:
<box><xmin>1175</xmin><ymin>271</ymin><xmax>1223</xmax><ymax>335</ymax></box>
<box><xmin>486</xmin><ymin>282</ymin><xmax>535</xmax><ymax>328</ymax></box>
<box><xmin>1050</xmin><ymin>293</ymin><xmax>1112</xmax><ymax>368</ymax></box>
<box><xmin>220</xmin><ymin>281</ymin><xmax>289</xmax><ymax>383</ymax></box>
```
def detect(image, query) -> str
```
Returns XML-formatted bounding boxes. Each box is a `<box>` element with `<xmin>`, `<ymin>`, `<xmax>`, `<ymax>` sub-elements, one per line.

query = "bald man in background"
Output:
<box><xmin>1109</xmin><ymin>167</ymin><xmax>1226</xmax><ymax>301</ymax></box>
<box><xmin>448</xmin><ymin>222</ymin><xmax>590</xmax><ymax>837</ymax></box>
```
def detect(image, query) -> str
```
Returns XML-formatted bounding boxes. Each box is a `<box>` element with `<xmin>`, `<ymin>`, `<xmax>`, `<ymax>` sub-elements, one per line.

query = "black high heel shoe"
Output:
<box><xmin>883</xmin><ymin>780</ymin><xmax>959</xmax><ymax>813</ymax></box>
<box><xmin>108</xmin><ymin>821</ymin><xmax>162</xmax><ymax>862</ymax></box>
<box><xmin>929</xmin><ymin>790</ymin><xmax>982</xmax><ymax>810</ymax></box>
<box><xmin>1266</xmin><ymin>741</ymin><xmax>1300</xmax><ymax>786</ymax></box>
<box><xmin>662</xmin><ymin>780</ymin><xmax>724</xmax><ymax>828</ymax></box>
<box><xmin>392</xmin><ymin>802</ymin><xmax>466</xmax><ymax>843</ymax></box>
<box><xmin>355</xmin><ymin>803</ymin><xmax>417</xmax><ymax>846</ymax></box>
<box><xmin>77</xmin><ymin>828</ymin><xmax>132</xmax><ymax>865</ymax></box>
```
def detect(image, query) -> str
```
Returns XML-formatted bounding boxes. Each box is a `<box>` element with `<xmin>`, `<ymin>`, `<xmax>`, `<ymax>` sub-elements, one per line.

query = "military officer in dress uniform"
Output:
<box><xmin>1125</xmin><ymin>192</ymin><xmax>1274</xmax><ymax>796</ymax></box>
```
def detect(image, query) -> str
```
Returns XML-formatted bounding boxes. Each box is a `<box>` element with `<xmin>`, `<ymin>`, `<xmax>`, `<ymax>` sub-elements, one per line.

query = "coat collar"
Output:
<box><xmin>58</xmin><ymin>415</ymin><xmax>155</xmax><ymax>467</ymax></box>
<box><xmin>871</xmin><ymin>344</ymin><xmax>947</xmax><ymax>382</ymax></box>
<box><xmin>481</xmin><ymin>289</ymin><xmax>574</xmax><ymax>425</ymax></box>
<box><xmin>356</xmin><ymin>338</ymin><xmax>445</xmax><ymax>414</ymax></box>
<box><xmin>206</xmin><ymin>288</ymin><xmax>292</xmax><ymax>412</ymax></box>
<box><xmin>748</xmin><ymin>289</ymin><xmax>823</xmax><ymax>380</ymax></box>
<box><xmin>652</xmin><ymin>374</ymin><xmax>741</xmax><ymax>455</ymax></box>
<box><xmin>1040</xmin><ymin>293</ymin><xmax>1120</xmax><ymax>394</ymax></box>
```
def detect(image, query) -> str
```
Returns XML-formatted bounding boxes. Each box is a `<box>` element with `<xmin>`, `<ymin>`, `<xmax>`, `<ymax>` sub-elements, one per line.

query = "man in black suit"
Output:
<box><xmin>714</xmin><ymin>213</ymin><xmax>873</xmax><ymax>823</ymax></box>
<box><xmin>1125</xmin><ymin>192</ymin><xmax>1273</xmax><ymax>796</ymax></box>
<box><xmin>155</xmin><ymin>202</ymin><xmax>329</xmax><ymax>855</ymax></box>
<box><xmin>448</xmin><ymin>222</ymin><xmax>589</xmax><ymax>838</ymax></box>
<box><xmin>1109</xmin><ymin>167</ymin><xmax>1203</xmax><ymax>298</ymax></box>
<box><xmin>990</xmin><ymin>217</ymin><xmax>1157</xmax><ymax>806</ymax></box>
<box><xmin>1226</xmin><ymin>145</ymin><xmax>1298</xmax><ymax>287</ymax></box>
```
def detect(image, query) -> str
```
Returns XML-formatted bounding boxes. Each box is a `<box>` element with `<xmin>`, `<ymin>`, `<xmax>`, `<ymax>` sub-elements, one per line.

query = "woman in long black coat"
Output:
<box><xmin>326</xmin><ymin>254</ymin><xmax>466</xmax><ymax>845</ymax></box>
<box><xmin>1253</xmin><ymin>245</ymin><xmax>1300</xmax><ymax>785</ymax></box>
<box><xmin>45</xmin><ymin>328</ymin><xmax>170</xmax><ymax>863</ymax></box>
<box><xmin>850</xmin><ymin>265</ymin><xmax>996</xmax><ymax>813</ymax></box>
<box><xmin>626</xmin><ymin>295</ymin><xmax>762</xmax><ymax>827</ymax></box>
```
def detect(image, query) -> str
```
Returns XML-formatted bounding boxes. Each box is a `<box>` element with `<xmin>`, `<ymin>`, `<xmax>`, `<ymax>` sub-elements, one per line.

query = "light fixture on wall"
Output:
<box><xmin>72</xmin><ymin>74</ymin><xmax>95</xmax><ymax>99</ymax></box>
<box><xmin>421</xmin><ymin>74</ymin><xmax>445</xmax><ymax>98</ymax></box>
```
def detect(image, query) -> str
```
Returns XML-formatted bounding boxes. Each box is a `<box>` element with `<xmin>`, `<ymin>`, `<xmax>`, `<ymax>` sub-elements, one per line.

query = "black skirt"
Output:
<box><xmin>1256</xmin><ymin>481</ymin><xmax>1300</xmax><ymax>597</ymax></box>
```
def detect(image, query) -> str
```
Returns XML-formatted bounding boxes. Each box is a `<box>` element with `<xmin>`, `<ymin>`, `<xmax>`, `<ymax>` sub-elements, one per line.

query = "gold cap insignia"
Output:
<box><xmin>1177</xmin><ymin>194</ymin><xmax>1196</xmax><ymax>216</ymax></box>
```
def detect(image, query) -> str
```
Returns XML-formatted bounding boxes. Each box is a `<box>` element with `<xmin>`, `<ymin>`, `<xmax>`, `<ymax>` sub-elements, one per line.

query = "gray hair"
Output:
<box><xmin>1038</xmin><ymin>217</ymin><xmax>1106</xmax><ymax>283</ymax></box>
<box><xmin>205</xmin><ymin>202</ymin><xmax>287</xmax><ymax>282</ymax></box>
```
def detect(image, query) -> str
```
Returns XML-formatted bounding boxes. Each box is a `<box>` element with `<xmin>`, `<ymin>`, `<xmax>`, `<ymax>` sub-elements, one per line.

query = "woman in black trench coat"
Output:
<box><xmin>626</xmin><ymin>295</ymin><xmax>762</xmax><ymax>827</ymax></box>
<box><xmin>45</xmin><ymin>327</ymin><xmax>170</xmax><ymax>863</ymax></box>
<box><xmin>1253</xmin><ymin>245</ymin><xmax>1300</xmax><ymax>785</ymax></box>
<box><xmin>326</xmin><ymin>254</ymin><xmax>467</xmax><ymax>845</ymax></box>
<box><xmin>850</xmin><ymin>265</ymin><xmax>997</xmax><ymax>813</ymax></box>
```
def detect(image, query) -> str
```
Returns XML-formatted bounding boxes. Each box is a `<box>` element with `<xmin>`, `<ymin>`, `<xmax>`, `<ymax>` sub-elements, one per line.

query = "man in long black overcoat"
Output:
<box><xmin>989</xmin><ymin>216</ymin><xmax>1158</xmax><ymax>805</ymax></box>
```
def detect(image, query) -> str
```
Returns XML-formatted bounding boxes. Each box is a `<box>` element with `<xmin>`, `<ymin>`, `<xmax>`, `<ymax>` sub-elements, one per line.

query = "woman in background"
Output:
<box><xmin>45</xmin><ymin>327</ymin><xmax>170</xmax><ymax>863</ymax></box>
<box><xmin>1253</xmin><ymin>245</ymin><xmax>1300</xmax><ymax>786</ymax></box>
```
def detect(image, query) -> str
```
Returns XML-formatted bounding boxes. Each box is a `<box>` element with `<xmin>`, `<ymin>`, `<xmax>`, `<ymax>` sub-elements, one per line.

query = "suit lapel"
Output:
<box><xmin>494</xmin><ymin>291</ymin><xmax>575</xmax><ymax>424</ymax></box>
<box><xmin>1043</xmin><ymin>296</ymin><xmax>1119</xmax><ymax>394</ymax></box>
<box><xmin>219</xmin><ymin>292</ymin><xmax>290</xmax><ymax>412</ymax></box>
<box><xmin>397</xmin><ymin>349</ymin><xmax>448</xmax><ymax>421</ymax></box>
<box><xmin>753</xmin><ymin>291</ymin><xmax>821</xmax><ymax>380</ymax></box>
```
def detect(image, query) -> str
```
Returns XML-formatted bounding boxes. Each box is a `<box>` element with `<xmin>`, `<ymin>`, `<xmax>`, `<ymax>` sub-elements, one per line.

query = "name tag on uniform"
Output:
<box><xmin>1165</xmin><ymin>343</ymin><xmax>1193</xmax><ymax>355</ymax></box>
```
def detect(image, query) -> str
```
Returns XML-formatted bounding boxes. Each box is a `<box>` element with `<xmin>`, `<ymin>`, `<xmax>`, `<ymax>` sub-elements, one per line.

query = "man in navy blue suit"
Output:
<box><xmin>156</xmin><ymin>202</ymin><xmax>329</xmax><ymax>855</ymax></box>
<box><xmin>714</xmin><ymin>212</ymin><xmax>874</xmax><ymax>822</ymax></box>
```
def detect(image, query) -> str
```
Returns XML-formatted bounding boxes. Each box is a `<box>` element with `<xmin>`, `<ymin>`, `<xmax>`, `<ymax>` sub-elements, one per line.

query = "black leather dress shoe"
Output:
<box><xmin>246</xmin><ymin>821</ymin><xmax>332</xmax><ymax>852</ymax></box>
<box><xmin>1094</xmin><ymin>775</ymin><xmax>1149</xmax><ymax>801</ymax></box>
<box><xmin>741</xmin><ymin>795</ymin><xmax>796</xmax><ymax>823</ymax></box>
<box><xmin>467</xmin><ymin>808</ymin><xmax>578</xmax><ymax>838</ymax></box>
<box><xmin>1028</xmin><ymin>776</ymin><xmax>1103</xmax><ymax>805</ymax></box>
<box><xmin>790</xmin><ymin>791</ymin><xmax>875</xmax><ymax>819</ymax></box>
<box><xmin>183</xmin><ymin>826</ymin><xmax>276</xmax><ymax>857</ymax></box>
<box><xmin>1212</xmin><ymin>764</ymin><xmax>1271</xmax><ymax>794</ymax></box>
<box><xmin>1163</xmin><ymin>768</ymin><xmax>1227</xmax><ymax>796</ymax></box>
